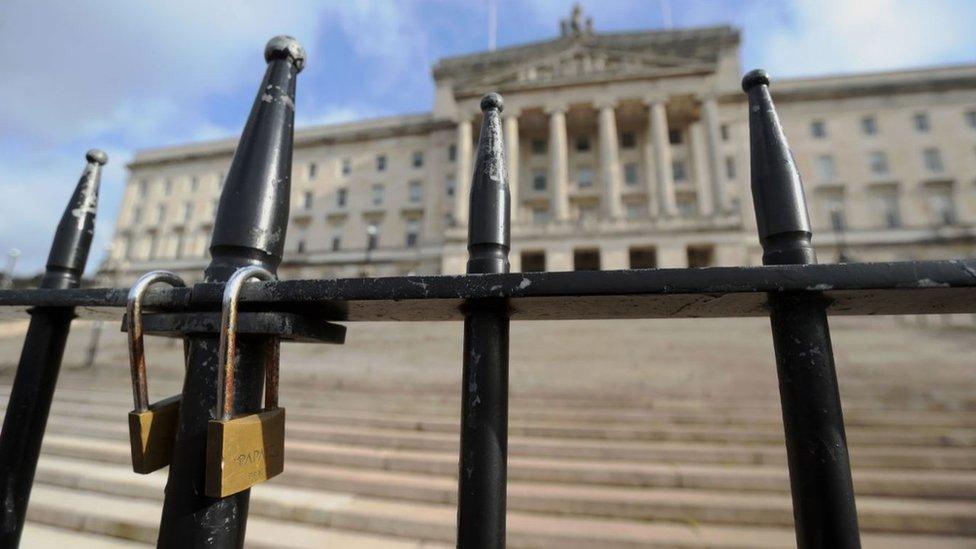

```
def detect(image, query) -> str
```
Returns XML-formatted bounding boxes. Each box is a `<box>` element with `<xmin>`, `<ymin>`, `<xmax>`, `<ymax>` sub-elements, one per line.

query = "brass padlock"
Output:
<box><xmin>205</xmin><ymin>265</ymin><xmax>285</xmax><ymax>498</ymax></box>
<box><xmin>127</xmin><ymin>270</ymin><xmax>187</xmax><ymax>474</ymax></box>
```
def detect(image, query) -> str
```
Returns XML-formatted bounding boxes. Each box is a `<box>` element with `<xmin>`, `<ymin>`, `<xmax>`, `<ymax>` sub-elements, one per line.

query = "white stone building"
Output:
<box><xmin>101</xmin><ymin>8</ymin><xmax>976</xmax><ymax>284</ymax></box>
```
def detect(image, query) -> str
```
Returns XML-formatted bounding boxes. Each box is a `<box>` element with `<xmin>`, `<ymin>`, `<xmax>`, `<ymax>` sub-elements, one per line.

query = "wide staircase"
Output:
<box><xmin>5</xmin><ymin>368</ymin><xmax>976</xmax><ymax>548</ymax></box>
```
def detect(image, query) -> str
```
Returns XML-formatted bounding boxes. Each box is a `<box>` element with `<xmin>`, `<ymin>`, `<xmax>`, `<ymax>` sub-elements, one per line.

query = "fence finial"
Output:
<box><xmin>743</xmin><ymin>69</ymin><xmax>817</xmax><ymax>266</ymax></box>
<box><xmin>466</xmin><ymin>92</ymin><xmax>510</xmax><ymax>274</ymax></box>
<box><xmin>42</xmin><ymin>149</ymin><xmax>107</xmax><ymax>289</ymax></box>
<box><xmin>208</xmin><ymin>36</ymin><xmax>304</xmax><ymax>277</ymax></box>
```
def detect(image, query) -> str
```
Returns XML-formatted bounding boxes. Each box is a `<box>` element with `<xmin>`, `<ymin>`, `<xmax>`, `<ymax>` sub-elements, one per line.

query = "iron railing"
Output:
<box><xmin>0</xmin><ymin>36</ymin><xmax>974</xmax><ymax>549</ymax></box>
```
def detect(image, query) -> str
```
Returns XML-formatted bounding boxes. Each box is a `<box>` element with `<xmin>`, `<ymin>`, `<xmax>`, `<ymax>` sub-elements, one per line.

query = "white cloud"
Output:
<box><xmin>742</xmin><ymin>0</ymin><xmax>976</xmax><ymax>77</ymax></box>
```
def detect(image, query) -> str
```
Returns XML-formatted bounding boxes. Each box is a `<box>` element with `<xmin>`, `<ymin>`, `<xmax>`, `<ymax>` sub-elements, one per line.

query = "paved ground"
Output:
<box><xmin>0</xmin><ymin>316</ymin><xmax>973</xmax><ymax>547</ymax></box>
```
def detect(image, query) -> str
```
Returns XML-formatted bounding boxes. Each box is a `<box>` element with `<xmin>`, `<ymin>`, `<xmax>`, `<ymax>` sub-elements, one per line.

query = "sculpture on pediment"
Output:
<box><xmin>560</xmin><ymin>3</ymin><xmax>593</xmax><ymax>38</ymax></box>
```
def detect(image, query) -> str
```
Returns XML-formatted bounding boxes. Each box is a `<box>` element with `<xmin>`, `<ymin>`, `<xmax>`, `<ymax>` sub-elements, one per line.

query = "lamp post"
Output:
<box><xmin>362</xmin><ymin>223</ymin><xmax>378</xmax><ymax>277</ymax></box>
<box><xmin>3</xmin><ymin>249</ymin><xmax>20</xmax><ymax>289</ymax></box>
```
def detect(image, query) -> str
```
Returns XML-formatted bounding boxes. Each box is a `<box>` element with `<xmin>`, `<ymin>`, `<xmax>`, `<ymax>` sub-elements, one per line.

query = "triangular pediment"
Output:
<box><xmin>455</xmin><ymin>43</ymin><xmax>713</xmax><ymax>94</ymax></box>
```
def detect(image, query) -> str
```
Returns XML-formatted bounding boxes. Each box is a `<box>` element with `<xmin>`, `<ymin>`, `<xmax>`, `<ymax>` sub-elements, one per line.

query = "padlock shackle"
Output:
<box><xmin>215</xmin><ymin>265</ymin><xmax>277</xmax><ymax>421</ymax></box>
<box><xmin>127</xmin><ymin>270</ymin><xmax>186</xmax><ymax>412</ymax></box>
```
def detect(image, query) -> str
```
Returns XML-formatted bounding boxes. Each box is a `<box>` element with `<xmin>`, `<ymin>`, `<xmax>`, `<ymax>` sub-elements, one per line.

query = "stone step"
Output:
<box><xmin>28</xmin><ymin>456</ymin><xmax>976</xmax><ymax>548</ymax></box>
<box><xmin>21</xmin><ymin>523</ymin><xmax>150</xmax><ymax>548</ymax></box>
<box><xmin>40</xmin><ymin>432</ymin><xmax>976</xmax><ymax>500</ymax></box>
<box><xmin>25</xmin><ymin>483</ymin><xmax>441</xmax><ymax>548</ymax></box>
<box><xmin>34</xmin><ymin>413</ymin><xmax>976</xmax><ymax>471</ymax></box>
<box><xmin>27</xmin><ymin>381</ymin><xmax>976</xmax><ymax>429</ymax></box>
<box><xmin>27</xmin><ymin>394</ymin><xmax>976</xmax><ymax>450</ymax></box>
<box><xmin>35</xmin><ymin>455</ymin><xmax>976</xmax><ymax>536</ymax></box>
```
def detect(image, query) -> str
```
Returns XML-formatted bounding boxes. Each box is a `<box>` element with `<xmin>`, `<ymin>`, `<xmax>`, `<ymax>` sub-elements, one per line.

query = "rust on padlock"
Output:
<box><xmin>126</xmin><ymin>270</ymin><xmax>186</xmax><ymax>474</ymax></box>
<box><xmin>205</xmin><ymin>266</ymin><xmax>285</xmax><ymax>498</ymax></box>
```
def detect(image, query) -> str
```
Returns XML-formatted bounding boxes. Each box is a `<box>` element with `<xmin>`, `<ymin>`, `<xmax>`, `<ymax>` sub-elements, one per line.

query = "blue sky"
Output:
<box><xmin>1</xmin><ymin>0</ymin><xmax>974</xmax><ymax>276</ymax></box>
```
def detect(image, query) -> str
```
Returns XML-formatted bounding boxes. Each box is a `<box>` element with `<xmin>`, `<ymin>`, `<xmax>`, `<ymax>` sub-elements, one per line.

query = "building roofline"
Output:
<box><xmin>754</xmin><ymin>62</ymin><xmax>976</xmax><ymax>101</ymax></box>
<box><xmin>432</xmin><ymin>25</ymin><xmax>739</xmax><ymax>80</ymax></box>
<box><xmin>128</xmin><ymin>112</ymin><xmax>448</xmax><ymax>169</ymax></box>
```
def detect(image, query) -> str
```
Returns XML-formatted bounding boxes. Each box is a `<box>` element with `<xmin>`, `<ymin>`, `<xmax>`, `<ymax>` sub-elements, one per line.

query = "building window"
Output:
<box><xmin>448</xmin><ymin>144</ymin><xmax>457</xmax><ymax>162</ymax></box>
<box><xmin>446</xmin><ymin>176</ymin><xmax>456</xmax><ymax>197</ymax></box>
<box><xmin>366</xmin><ymin>222</ymin><xmax>380</xmax><ymax>250</ymax></box>
<box><xmin>341</xmin><ymin>158</ymin><xmax>351</xmax><ymax>175</ymax></box>
<box><xmin>816</xmin><ymin>154</ymin><xmax>837</xmax><ymax>182</ymax></box>
<box><xmin>331</xmin><ymin>232</ymin><xmax>342</xmax><ymax>251</ymax></box>
<box><xmin>412</xmin><ymin>151</ymin><xmax>424</xmax><ymax>168</ymax></box>
<box><xmin>687</xmin><ymin>245</ymin><xmax>715</xmax><ymax>268</ymax></box>
<box><xmin>871</xmin><ymin>185</ymin><xmax>901</xmax><ymax>228</ymax></box>
<box><xmin>520</xmin><ymin>251</ymin><xmax>546</xmax><ymax>272</ymax></box>
<box><xmin>573</xmin><ymin>248</ymin><xmax>601</xmax><ymax>271</ymax></box>
<box><xmin>296</xmin><ymin>240</ymin><xmax>306</xmax><ymax>253</ymax></box>
<box><xmin>138</xmin><ymin>179</ymin><xmax>149</xmax><ymax>197</ymax></box>
<box><xmin>720</xmin><ymin>124</ymin><xmax>731</xmax><ymax>141</ymax></box>
<box><xmin>576</xmin><ymin>166</ymin><xmax>593</xmax><ymax>188</ymax></box>
<box><xmin>625</xmin><ymin>203</ymin><xmax>644</xmax><ymax>219</ymax></box>
<box><xmin>672</xmin><ymin>160</ymin><xmax>687</xmax><ymax>182</ymax></box>
<box><xmin>371</xmin><ymin>184</ymin><xmax>384</xmax><ymax>206</ymax></box>
<box><xmin>629</xmin><ymin>247</ymin><xmax>657</xmax><ymax>269</ymax></box>
<box><xmin>923</xmin><ymin>148</ymin><xmax>944</xmax><ymax>173</ymax></box>
<box><xmin>620</xmin><ymin>132</ymin><xmax>636</xmax><ymax>149</ymax></box>
<box><xmin>302</xmin><ymin>190</ymin><xmax>313</xmax><ymax>210</ymax></box>
<box><xmin>336</xmin><ymin>187</ymin><xmax>348</xmax><ymax>207</ymax></box>
<box><xmin>861</xmin><ymin>116</ymin><xmax>878</xmax><ymax>136</ymax></box>
<box><xmin>676</xmin><ymin>196</ymin><xmax>696</xmax><ymax>217</ymax></box>
<box><xmin>532</xmin><ymin>170</ymin><xmax>547</xmax><ymax>191</ymax></box>
<box><xmin>148</xmin><ymin>233</ymin><xmax>158</xmax><ymax>260</ymax></box>
<box><xmin>823</xmin><ymin>192</ymin><xmax>846</xmax><ymax>231</ymax></box>
<box><xmin>405</xmin><ymin>219</ymin><xmax>420</xmax><ymax>248</ymax></box>
<box><xmin>190</xmin><ymin>176</ymin><xmax>199</xmax><ymax>191</ymax></box>
<box><xmin>156</xmin><ymin>205</ymin><xmax>166</xmax><ymax>224</ymax></box>
<box><xmin>132</xmin><ymin>207</ymin><xmax>142</xmax><ymax>224</ymax></box>
<box><xmin>913</xmin><ymin>112</ymin><xmax>930</xmax><ymax>133</ymax></box>
<box><xmin>668</xmin><ymin>130</ymin><xmax>683</xmax><ymax>145</ymax></box>
<box><xmin>183</xmin><ymin>202</ymin><xmax>193</xmax><ymax>222</ymax></box>
<box><xmin>531</xmin><ymin>207</ymin><xmax>549</xmax><ymax>224</ymax></box>
<box><xmin>218</xmin><ymin>172</ymin><xmax>225</xmax><ymax>188</ymax></box>
<box><xmin>868</xmin><ymin>151</ymin><xmax>889</xmax><ymax>176</ymax></box>
<box><xmin>623</xmin><ymin>163</ymin><xmax>639</xmax><ymax>186</ymax></box>
<box><xmin>376</xmin><ymin>155</ymin><xmax>386</xmax><ymax>171</ymax></box>
<box><xmin>927</xmin><ymin>182</ymin><xmax>956</xmax><ymax>225</ymax></box>
<box><xmin>164</xmin><ymin>179</ymin><xmax>173</xmax><ymax>196</ymax></box>
<box><xmin>810</xmin><ymin>120</ymin><xmax>826</xmax><ymax>139</ymax></box>
<box><xmin>966</xmin><ymin>110</ymin><xmax>976</xmax><ymax>129</ymax></box>
<box><xmin>575</xmin><ymin>136</ymin><xmax>591</xmax><ymax>152</ymax></box>
<box><xmin>408</xmin><ymin>180</ymin><xmax>423</xmax><ymax>203</ymax></box>
<box><xmin>531</xmin><ymin>139</ymin><xmax>547</xmax><ymax>155</ymax></box>
<box><xmin>725</xmin><ymin>156</ymin><xmax>736</xmax><ymax>180</ymax></box>
<box><xmin>308</xmin><ymin>162</ymin><xmax>318</xmax><ymax>179</ymax></box>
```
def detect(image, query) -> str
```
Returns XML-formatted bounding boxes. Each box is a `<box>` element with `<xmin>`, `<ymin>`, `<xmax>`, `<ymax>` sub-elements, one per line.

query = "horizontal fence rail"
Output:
<box><xmin>0</xmin><ymin>260</ymin><xmax>973</xmax><ymax>321</ymax></box>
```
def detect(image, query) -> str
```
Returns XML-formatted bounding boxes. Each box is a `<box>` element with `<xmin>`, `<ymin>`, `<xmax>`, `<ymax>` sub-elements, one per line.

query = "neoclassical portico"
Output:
<box><xmin>451</xmin><ymin>93</ymin><xmax>731</xmax><ymax>226</ymax></box>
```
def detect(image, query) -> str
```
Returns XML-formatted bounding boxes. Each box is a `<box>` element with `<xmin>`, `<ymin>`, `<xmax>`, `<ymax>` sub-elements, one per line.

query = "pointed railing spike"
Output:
<box><xmin>208</xmin><ymin>35</ymin><xmax>305</xmax><ymax>278</ymax></box>
<box><xmin>0</xmin><ymin>149</ymin><xmax>106</xmax><ymax>547</ymax></box>
<box><xmin>42</xmin><ymin>149</ymin><xmax>107</xmax><ymax>288</ymax></box>
<box><xmin>743</xmin><ymin>69</ymin><xmax>816</xmax><ymax>266</ymax></box>
<box><xmin>467</xmin><ymin>92</ymin><xmax>511</xmax><ymax>274</ymax></box>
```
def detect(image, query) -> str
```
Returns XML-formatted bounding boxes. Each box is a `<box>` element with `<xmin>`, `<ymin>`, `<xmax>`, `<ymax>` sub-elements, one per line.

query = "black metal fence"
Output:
<box><xmin>0</xmin><ymin>36</ymin><xmax>974</xmax><ymax>549</ymax></box>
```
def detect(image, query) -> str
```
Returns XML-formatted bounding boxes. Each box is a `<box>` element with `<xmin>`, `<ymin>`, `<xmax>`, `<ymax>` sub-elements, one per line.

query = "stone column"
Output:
<box><xmin>689</xmin><ymin>121</ymin><xmax>714</xmax><ymax>215</ymax></box>
<box><xmin>597</xmin><ymin>101</ymin><xmax>623</xmax><ymax>218</ymax></box>
<box><xmin>701</xmin><ymin>96</ymin><xmax>727</xmax><ymax>213</ymax></box>
<box><xmin>647</xmin><ymin>99</ymin><xmax>677</xmax><ymax>216</ymax></box>
<box><xmin>455</xmin><ymin>116</ymin><xmax>473</xmax><ymax>225</ymax></box>
<box><xmin>547</xmin><ymin>105</ymin><xmax>570</xmax><ymax>220</ymax></box>
<box><xmin>504</xmin><ymin>111</ymin><xmax>520</xmax><ymax>222</ymax></box>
